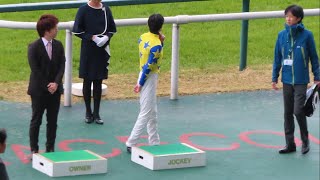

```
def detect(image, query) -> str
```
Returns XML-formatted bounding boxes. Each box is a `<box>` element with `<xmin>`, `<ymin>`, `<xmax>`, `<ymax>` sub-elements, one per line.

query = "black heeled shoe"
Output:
<box><xmin>85</xmin><ymin>113</ymin><xmax>94</xmax><ymax>124</ymax></box>
<box><xmin>94</xmin><ymin>115</ymin><xmax>104</xmax><ymax>125</ymax></box>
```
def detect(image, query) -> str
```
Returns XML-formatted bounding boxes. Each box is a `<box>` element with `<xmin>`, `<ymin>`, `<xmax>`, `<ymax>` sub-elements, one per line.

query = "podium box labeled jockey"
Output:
<box><xmin>32</xmin><ymin>150</ymin><xmax>107</xmax><ymax>177</ymax></box>
<box><xmin>131</xmin><ymin>143</ymin><xmax>206</xmax><ymax>170</ymax></box>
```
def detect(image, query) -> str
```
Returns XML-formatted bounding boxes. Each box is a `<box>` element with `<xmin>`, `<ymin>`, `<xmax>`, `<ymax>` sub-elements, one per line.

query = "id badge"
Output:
<box><xmin>283</xmin><ymin>59</ymin><xmax>293</xmax><ymax>66</ymax></box>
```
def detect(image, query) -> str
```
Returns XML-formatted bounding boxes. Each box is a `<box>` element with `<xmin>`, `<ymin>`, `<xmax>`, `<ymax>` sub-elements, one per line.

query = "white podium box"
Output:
<box><xmin>32</xmin><ymin>150</ymin><xmax>107</xmax><ymax>177</ymax></box>
<box><xmin>131</xmin><ymin>143</ymin><xmax>206</xmax><ymax>170</ymax></box>
<box><xmin>71</xmin><ymin>83</ymin><xmax>108</xmax><ymax>96</ymax></box>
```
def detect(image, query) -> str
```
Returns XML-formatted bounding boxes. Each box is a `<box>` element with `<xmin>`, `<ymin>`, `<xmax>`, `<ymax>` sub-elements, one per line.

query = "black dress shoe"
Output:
<box><xmin>279</xmin><ymin>146</ymin><xmax>296</xmax><ymax>154</ymax></box>
<box><xmin>85</xmin><ymin>114</ymin><xmax>94</xmax><ymax>124</ymax></box>
<box><xmin>94</xmin><ymin>116</ymin><xmax>104</xmax><ymax>125</ymax></box>
<box><xmin>30</xmin><ymin>150</ymin><xmax>38</xmax><ymax>160</ymax></box>
<box><xmin>127</xmin><ymin>147</ymin><xmax>132</xmax><ymax>154</ymax></box>
<box><xmin>301</xmin><ymin>143</ymin><xmax>310</xmax><ymax>154</ymax></box>
<box><xmin>45</xmin><ymin>147</ymin><xmax>55</xmax><ymax>153</ymax></box>
<box><xmin>31</xmin><ymin>149</ymin><xmax>38</xmax><ymax>154</ymax></box>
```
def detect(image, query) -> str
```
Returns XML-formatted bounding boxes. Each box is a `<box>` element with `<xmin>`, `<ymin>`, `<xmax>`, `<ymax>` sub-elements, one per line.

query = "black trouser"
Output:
<box><xmin>29</xmin><ymin>93</ymin><xmax>61</xmax><ymax>152</ymax></box>
<box><xmin>83</xmin><ymin>79</ymin><xmax>102</xmax><ymax>118</ymax></box>
<box><xmin>283</xmin><ymin>84</ymin><xmax>308</xmax><ymax>146</ymax></box>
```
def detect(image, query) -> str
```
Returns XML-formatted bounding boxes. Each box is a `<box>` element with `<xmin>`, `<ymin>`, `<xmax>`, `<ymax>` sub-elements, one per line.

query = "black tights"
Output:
<box><xmin>83</xmin><ymin>78</ymin><xmax>102</xmax><ymax>118</ymax></box>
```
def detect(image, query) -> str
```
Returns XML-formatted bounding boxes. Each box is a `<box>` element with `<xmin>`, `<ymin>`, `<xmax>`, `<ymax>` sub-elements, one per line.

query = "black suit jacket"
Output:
<box><xmin>27</xmin><ymin>38</ymin><xmax>65</xmax><ymax>96</ymax></box>
<box><xmin>0</xmin><ymin>158</ymin><xmax>9</xmax><ymax>180</ymax></box>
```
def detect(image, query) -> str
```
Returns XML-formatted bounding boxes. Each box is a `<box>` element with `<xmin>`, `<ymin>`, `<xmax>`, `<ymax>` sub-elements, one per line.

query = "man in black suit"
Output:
<box><xmin>28</xmin><ymin>14</ymin><xmax>65</xmax><ymax>153</ymax></box>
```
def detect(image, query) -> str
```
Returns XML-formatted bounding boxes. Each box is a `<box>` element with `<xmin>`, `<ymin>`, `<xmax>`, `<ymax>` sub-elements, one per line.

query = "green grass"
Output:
<box><xmin>0</xmin><ymin>0</ymin><xmax>319</xmax><ymax>81</ymax></box>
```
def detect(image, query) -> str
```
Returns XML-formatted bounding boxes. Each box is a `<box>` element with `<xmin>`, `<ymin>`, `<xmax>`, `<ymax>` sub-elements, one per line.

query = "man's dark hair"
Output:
<box><xmin>0</xmin><ymin>128</ymin><xmax>7</xmax><ymax>144</ymax></box>
<box><xmin>148</xmin><ymin>14</ymin><xmax>164</xmax><ymax>34</ymax></box>
<box><xmin>285</xmin><ymin>5</ymin><xmax>304</xmax><ymax>23</ymax></box>
<box><xmin>36</xmin><ymin>14</ymin><xmax>59</xmax><ymax>37</ymax></box>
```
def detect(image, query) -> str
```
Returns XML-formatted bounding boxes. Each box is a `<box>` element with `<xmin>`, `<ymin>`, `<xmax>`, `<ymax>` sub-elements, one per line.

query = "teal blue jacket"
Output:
<box><xmin>272</xmin><ymin>23</ymin><xmax>320</xmax><ymax>84</ymax></box>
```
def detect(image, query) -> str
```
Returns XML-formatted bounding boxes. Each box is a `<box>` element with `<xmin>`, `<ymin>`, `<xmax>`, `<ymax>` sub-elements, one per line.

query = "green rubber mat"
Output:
<box><xmin>139</xmin><ymin>144</ymin><xmax>199</xmax><ymax>155</ymax></box>
<box><xmin>40</xmin><ymin>150</ymin><xmax>101</xmax><ymax>162</ymax></box>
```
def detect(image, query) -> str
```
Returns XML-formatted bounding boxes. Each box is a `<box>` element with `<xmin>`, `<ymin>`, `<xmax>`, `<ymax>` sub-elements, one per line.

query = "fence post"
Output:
<box><xmin>64</xmin><ymin>29</ymin><xmax>73</xmax><ymax>106</ymax></box>
<box><xmin>239</xmin><ymin>0</ymin><xmax>250</xmax><ymax>71</ymax></box>
<box><xmin>170</xmin><ymin>23</ymin><xmax>180</xmax><ymax>100</ymax></box>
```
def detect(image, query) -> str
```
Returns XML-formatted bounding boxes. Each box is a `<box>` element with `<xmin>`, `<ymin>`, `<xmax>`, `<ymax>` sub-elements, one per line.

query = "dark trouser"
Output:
<box><xmin>283</xmin><ymin>84</ymin><xmax>309</xmax><ymax>146</ymax></box>
<box><xmin>29</xmin><ymin>93</ymin><xmax>61</xmax><ymax>152</ymax></box>
<box><xmin>83</xmin><ymin>79</ymin><xmax>103</xmax><ymax>118</ymax></box>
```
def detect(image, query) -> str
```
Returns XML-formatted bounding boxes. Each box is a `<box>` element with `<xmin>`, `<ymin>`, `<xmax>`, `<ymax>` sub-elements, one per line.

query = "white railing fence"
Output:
<box><xmin>1</xmin><ymin>9</ymin><xmax>319</xmax><ymax>106</ymax></box>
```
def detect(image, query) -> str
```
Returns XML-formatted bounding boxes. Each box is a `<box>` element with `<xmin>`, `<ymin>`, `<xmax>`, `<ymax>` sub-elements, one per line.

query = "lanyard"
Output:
<box><xmin>288</xmin><ymin>28</ymin><xmax>296</xmax><ymax>59</ymax></box>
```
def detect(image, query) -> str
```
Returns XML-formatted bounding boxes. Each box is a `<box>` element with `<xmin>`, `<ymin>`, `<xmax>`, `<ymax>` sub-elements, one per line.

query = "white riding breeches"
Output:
<box><xmin>126</xmin><ymin>73</ymin><xmax>160</xmax><ymax>147</ymax></box>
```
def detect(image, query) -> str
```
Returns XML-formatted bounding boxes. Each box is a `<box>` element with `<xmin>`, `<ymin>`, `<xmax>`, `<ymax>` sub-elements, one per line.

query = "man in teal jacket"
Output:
<box><xmin>272</xmin><ymin>4</ymin><xmax>320</xmax><ymax>155</ymax></box>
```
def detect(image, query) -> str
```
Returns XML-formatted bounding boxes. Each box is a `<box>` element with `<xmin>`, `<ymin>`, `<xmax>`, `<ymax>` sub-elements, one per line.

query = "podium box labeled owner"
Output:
<box><xmin>32</xmin><ymin>150</ymin><xmax>107</xmax><ymax>177</ymax></box>
<box><xmin>131</xmin><ymin>143</ymin><xmax>206</xmax><ymax>170</ymax></box>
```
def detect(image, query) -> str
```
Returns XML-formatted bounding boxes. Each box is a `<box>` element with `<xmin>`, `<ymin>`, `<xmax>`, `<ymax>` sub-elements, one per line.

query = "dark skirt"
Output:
<box><xmin>79</xmin><ymin>40</ymin><xmax>110</xmax><ymax>80</ymax></box>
